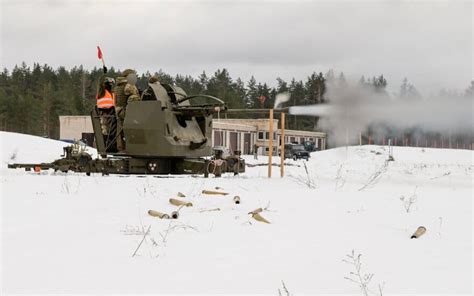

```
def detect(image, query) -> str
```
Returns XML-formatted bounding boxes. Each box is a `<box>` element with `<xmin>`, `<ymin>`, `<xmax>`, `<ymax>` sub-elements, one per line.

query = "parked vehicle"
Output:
<box><xmin>303</xmin><ymin>140</ymin><xmax>317</xmax><ymax>152</ymax></box>
<box><xmin>283</xmin><ymin>143</ymin><xmax>310</xmax><ymax>160</ymax></box>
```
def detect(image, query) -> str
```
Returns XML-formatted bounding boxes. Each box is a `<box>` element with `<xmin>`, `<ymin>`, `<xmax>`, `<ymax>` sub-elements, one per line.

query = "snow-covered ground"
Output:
<box><xmin>1</xmin><ymin>131</ymin><xmax>472</xmax><ymax>295</ymax></box>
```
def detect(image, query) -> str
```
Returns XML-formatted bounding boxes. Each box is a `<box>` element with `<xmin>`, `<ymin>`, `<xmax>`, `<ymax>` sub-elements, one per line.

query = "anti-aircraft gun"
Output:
<box><xmin>8</xmin><ymin>142</ymin><xmax>93</xmax><ymax>173</ymax></box>
<box><xmin>9</xmin><ymin>82</ymin><xmax>245</xmax><ymax>177</ymax></box>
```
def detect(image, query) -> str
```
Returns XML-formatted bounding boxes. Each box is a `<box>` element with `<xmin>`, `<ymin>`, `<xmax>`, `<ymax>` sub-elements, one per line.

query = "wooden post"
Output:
<box><xmin>268</xmin><ymin>109</ymin><xmax>274</xmax><ymax>178</ymax></box>
<box><xmin>280</xmin><ymin>112</ymin><xmax>285</xmax><ymax>178</ymax></box>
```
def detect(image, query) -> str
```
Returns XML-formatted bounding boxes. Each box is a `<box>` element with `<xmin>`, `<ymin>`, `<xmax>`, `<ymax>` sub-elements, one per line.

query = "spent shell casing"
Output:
<box><xmin>411</xmin><ymin>226</ymin><xmax>427</xmax><ymax>239</ymax></box>
<box><xmin>148</xmin><ymin>210</ymin><xmax>170</xmax><ymax>219</ymax></box>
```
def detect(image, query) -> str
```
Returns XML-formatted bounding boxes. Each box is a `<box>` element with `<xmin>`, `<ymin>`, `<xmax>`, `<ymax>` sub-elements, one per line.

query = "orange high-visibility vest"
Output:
<box><xmin>96</xmin><ymin>89</ymin><xmax>115</xmax><ymax>109</ymax></box>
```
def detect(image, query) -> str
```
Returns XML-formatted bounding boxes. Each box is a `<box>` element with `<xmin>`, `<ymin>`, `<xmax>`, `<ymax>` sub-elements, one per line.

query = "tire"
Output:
<box><xmin>292</xmin><ymin>155</ymin><xmax>297</xmax><ymax>161</ymax></box>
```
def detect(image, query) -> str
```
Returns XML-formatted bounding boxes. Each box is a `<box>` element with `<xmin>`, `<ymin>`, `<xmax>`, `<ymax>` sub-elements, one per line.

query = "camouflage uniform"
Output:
<box><xmin>96</xmin><ymin>76</ymin><xmax>116</xmax><ymax>149</ymax></box>
<box><xmin>115</xmin><ymin>69</ymin><xmax>141</xmax><ymax>151</ymax></box>
<box><xmin>142</xmin><ymin>75</ymin><xmax>160</xmax><ymax>101</ymax></box>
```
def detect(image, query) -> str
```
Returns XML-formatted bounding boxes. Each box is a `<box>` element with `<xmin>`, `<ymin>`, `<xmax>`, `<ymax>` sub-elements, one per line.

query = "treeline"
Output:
<box><xmin>0</xmin><ymin>62</ymin><xmax>472</xmax><ymax>142</ymax></box>
<box><xmin>0</xmin><ymin>62</ymin><xmax>391</xmax><ymax>139</ymax></box>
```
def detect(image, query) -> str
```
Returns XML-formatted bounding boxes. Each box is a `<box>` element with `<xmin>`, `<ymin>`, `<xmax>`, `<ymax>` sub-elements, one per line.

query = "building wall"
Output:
<box><xmin>213</xmin><ymin>119</ymin><xmax>326</xmax><ymax>155</ymax></box>
<box><xmin>59</xmin><ymin>116</ymin><xmax>93</xmax><ymax>141</ymax></box>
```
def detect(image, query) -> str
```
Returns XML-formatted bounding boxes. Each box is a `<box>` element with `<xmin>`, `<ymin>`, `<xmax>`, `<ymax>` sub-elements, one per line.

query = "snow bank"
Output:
<box><xmin>0</xmin><ymin>131</ymin><xmax>97</xmax><ymax>168</ymax></box>
<box><xmin>1</xmin><ymin>132</ymin><xmax>472</xmax><ymax>295</ymax></box>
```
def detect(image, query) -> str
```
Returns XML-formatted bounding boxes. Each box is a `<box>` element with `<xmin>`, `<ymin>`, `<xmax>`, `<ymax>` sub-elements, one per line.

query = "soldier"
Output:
<box><xmin>96</xmin><ymin>76</ymin><xmax>116</xmax><ymax>150</ymax></box>
<box><xmin>253</xmin><ymin>144</ymin><xmax>259</xmax><ymax>160</ymax></box>
<box><xmin>114</xmin><ymin>69</ymin><xmax>141</xmax><ymax>151</ymax></box>
<box><xmin>142</xmin><ymin>75</ymin><xmax>160</xmax><ymax>101</ymax></box>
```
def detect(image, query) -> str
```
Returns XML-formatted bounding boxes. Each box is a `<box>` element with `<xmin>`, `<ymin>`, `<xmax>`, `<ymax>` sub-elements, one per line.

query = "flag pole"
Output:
<box><xmin>97</xmin><ymin>46</ymin><xmax>107</xmax><ymax>73</ymax></box>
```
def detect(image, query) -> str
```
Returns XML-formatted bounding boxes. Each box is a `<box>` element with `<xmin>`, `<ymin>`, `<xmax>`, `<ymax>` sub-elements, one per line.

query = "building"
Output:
<box><xmin>59</xmin><ymin>116</ymin><xmax>327</xmax><ymax>154</ymax></box>
<box><xmin>59</xmin><ymin>116</ymin><xmax>94</xmax><ymax>143</ymax></box>
<box><xmin>213</xmin><ymin>119</ymin><xmax>326</xmax><ymax>155</ymax></box>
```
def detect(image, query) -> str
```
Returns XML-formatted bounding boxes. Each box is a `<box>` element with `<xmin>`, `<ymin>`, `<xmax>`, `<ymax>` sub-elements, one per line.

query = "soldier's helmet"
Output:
<box><xmin>121</xmin><ymin>69</ymin><xmax>136</xmax><ymax>76</ymax></box>
<box><xmin>104</xmin><ymin>77</ymin><xmax>115</xmax><ymax>84</ymax></box>
<box><xmin>148</xmin><ymin>75</ymin><xmax>160</xmax><ymax>84</ymax></box>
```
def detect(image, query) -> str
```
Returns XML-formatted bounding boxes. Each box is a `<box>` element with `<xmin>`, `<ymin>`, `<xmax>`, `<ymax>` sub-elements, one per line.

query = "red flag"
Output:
<box><xmin>97</xmin><ymin>46</ymin><xmax>103</xmax><ymax>59</ymax></box>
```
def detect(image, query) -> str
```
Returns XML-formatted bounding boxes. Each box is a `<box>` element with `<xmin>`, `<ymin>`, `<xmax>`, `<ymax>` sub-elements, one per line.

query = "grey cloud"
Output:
<box><xmin>1</xmin><ymin>0</ymin><xmax>472</xmax><ymax>94</ymax></box>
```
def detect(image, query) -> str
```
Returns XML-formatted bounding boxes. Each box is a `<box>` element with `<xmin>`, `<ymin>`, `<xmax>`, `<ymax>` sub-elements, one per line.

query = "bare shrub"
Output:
<box><xmin>159</xmin><ymin>221</ymin><xmax>198</xmax><ymax>245</ymax></box>
<box><xmin>399</xmin><ymin>186</ymin><xmax>418</xmax><ymax>213</ymax></box>
<box><xmin>278</xmin><ymin>281</ymin><xmax>291</xmax><ymax>296</ymax></box>
<box><xmin>343</xmin><ymin>250</ymin><xmax>384</xmax><ymax>296</ymax></box>
<box><xmin>358</xmin><ymin>161</ymin><xmax>388</xmax><ymax>191</ymax></box>
<box><xmin>291</xmin><ymin>162</ymin><xmax>316</xmax><ymax>189</ymax></box>
<box><xmin>335</xmin><ymin>163</ymin><xmax>347</xmax><ymax>191</ymax></box>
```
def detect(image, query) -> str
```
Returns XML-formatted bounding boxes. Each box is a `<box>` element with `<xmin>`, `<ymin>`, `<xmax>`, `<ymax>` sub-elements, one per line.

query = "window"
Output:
<box><xmin>214</xmin><ymin>131</ymin><xmax>222</xmax><ymax>146</ymax></box>
<box><xmin>265</xmin><ymin>132</ymin><xmax>269</xmax><ymax>139</ymax></box>
<box><xmin>258</xmin><ymin>132</ymin><xmax>264</xmax><ymax>140</ymax></box>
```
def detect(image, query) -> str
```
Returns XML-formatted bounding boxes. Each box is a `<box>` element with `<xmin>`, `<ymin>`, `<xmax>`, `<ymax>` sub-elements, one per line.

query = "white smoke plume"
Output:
<box><xmin>289</xmin><ymin>81</ymin><xmax>473</xmax><ymax>147</ymax></box>
<box><xmin>274</xmin><ymin>92</ymin><xmax>290</xmax><ymax>109</ymax></box>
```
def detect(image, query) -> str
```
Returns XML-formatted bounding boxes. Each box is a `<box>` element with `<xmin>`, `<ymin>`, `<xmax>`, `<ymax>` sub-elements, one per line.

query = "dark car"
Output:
<box><xmin>284</xmin><ymin>143</ymin><xmax>310</xmax><ymax>160</ymax></box>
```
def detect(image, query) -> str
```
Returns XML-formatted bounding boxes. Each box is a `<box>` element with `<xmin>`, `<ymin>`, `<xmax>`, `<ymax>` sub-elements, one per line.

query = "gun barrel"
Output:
<box><xmin>226</xmin><ymin>108</ymin><xmax>289</xmax><ymax>114</ymax></box>
<box><xmin>8</xmin><ymin>163</ymin><xmax>53</xmax><ymax>170</ymax></box>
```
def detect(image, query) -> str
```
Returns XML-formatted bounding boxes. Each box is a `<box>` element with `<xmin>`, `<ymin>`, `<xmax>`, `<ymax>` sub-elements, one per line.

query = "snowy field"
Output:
<box><xmin>1</xmin><ymin>131</ymin><xmax>472</xmax><ymax>295</ymax></box>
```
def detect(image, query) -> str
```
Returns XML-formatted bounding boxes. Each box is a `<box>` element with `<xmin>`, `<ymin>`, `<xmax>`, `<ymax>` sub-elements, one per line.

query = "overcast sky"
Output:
<box><xmin>1</xmin><ymin>0</ymin><xmax>472</xmax><ymax>94</ymax></box>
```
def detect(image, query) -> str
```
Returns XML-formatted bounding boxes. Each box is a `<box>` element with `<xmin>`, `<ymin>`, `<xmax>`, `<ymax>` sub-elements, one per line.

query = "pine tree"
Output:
<box><xmin>245</xmin><ymin>76</ymin><xmax>258</xmax><ymax>108</ymax></box>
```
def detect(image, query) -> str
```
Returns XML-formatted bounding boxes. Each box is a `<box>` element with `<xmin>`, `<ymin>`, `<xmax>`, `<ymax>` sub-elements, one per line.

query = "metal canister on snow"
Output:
<box><xmin>171</xmin><ymin>211</ymin><xmax>179</xmax><ymax>219</ymax></box>
<box><xmin>411</xmin><ymin>226</ymin><xmax>426</xmax><ymax>239</ymax></box>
